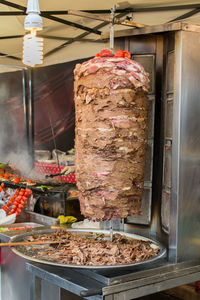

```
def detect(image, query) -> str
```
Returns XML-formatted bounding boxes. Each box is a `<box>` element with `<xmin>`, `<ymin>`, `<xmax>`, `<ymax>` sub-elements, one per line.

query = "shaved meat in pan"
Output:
<box><xmin>23</xmin><ymin>229</ymin><xmax>159</xmax><ymax>266</ymax></box>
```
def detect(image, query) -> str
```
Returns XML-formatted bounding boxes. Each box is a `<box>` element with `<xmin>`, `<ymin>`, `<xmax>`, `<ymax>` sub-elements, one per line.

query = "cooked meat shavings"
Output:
<box><xmin>22</xmin><ymin>229</ymin><xmax>160</xmax><ymax>266</ymax></box>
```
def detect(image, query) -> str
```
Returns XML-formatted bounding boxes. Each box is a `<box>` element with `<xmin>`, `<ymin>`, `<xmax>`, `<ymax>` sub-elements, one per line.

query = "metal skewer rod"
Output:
<box><xmin>46</xmin><ymin>104</ymin><xmax>62</xmax><ymax>182</ymax></box>
<box><xmin>0</xmin><ymin>240</ymin><xmax>65</xmax><ymax>247</ymax></box>
<box><xmin>109</xmin><ymin>7</ymin><xmax>115</xmax><ymax>243</ymax></box>
<box><xmin>110</xmin><ymin>5</ymin><xmax>115</xmax><ymax>53</ymax></box>
<box><xmin>110</xmin><ymin>219</ymin><xmax>113</xmax><ymax>242</ymax></box>
<box><xmin>67</xmin><ymin>9</ymin><xmax>146</xmax><ymax>28</ymax></box>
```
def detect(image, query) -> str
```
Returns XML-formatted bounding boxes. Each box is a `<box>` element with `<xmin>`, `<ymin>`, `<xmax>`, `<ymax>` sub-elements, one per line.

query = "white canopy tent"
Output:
<box><xmin>1</xmin><ymin>0</ymin><xmax>200</xmax><ymax>69</ymax></box>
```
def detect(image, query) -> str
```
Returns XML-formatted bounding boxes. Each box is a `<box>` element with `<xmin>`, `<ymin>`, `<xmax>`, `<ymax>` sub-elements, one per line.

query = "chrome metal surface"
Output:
<box><xmin>10</xmin><ymin>229</ymin><xmax>166</xmax><ymax>269</ymax></box>
<box><xmin>1</xmin><ymin>242</ymin><xmax>32</xmax><ymax>300</ymax></box>
<box><xmin>26</xmin><ymin>262</ymin><xmax>104</xmax><ymax>300</ymax></box>
<box><xmin>102</xmin><ymin>22</ymin><xmax>200</xmax><ymax>39</ymax></box>
<box><xmin>109</xmin><ymin>5</ymin><xmax>115</xmax><ymax>52</ymax></box>
<box><xmin>24</xmin><ymin>211</ymin><xmax>59</xmax><ymax>225</ymax></box>
<box><xmin>170</xmin><ymin>29</ymin><xmax>200</xmax><ymax>262</ymax></box>
<box><xmin>25</xmin><ymin>260</ymin><xmax>200</xmax><ymax>300</ymax></box>
<box><xmin>114</xmin><ymin>23</ymin><xmax>200</xmax><ymax>263</ymax></box>
<box><xmin>103</xmin><ymin>270</ymin><xmax>200</xmax><ymax>300</ymax></box>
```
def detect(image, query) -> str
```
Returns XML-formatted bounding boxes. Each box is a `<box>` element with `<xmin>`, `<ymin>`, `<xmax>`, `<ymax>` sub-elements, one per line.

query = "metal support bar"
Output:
<box><xmin>0</xmin><ymin>52</ymin><xmax>20</xmax><ymax>60</ymax></box>
<box><xmin>30</xmin><ymin>274</ymin><xmax>41</xmax><ymax>300</ymax></box>
<box><xmin>0</xmin><ymin>0</ymin><xmax>101</xmax><ymax>35</ymax></box>
<box><xmin>68</xmin><ymin>9</ymin><xmax>146</xmax><ymax>27</ymax></box>
<box><xmin>38</xmin><ymin>33</ymin><xmax>104</xmax><ymax>43</ymax></box>
<box><xmin>27</xmin><ymin>68</ymin><xmax>34</xmax><ymax>169</ymax></box>
<box><xmin>1</xmin><ymin>1</ymin><xmax>200</xmax><ymax>14</ymax></box>
<box><xmin>44</xmin><ymin>11</ymin><xmax>129</xmax><ymax>57</ymax></box>
<box><xmin>1</xmin><ymin>6</ymin><xmax>200</xmax><ymax>15</ymax></box>
<box><xmin>0</xmin><ymin>34</ymin><xmax>104</xmax><ymax>42</ymax></box>
<box><xmin>170</xmin><ymin>8</ymin><xmax>200</xmax><ymax>22</ymax></box>
<box><xmin>22</xmin><ymin>69</ymin><xmax>29</xmax><ymax>154</ymax></box>
<box><xmin>0</xmin><ymin>35</ymin><xmax>23</xmax><ymax>39</ymax></box>
<box><xmin>82</xmin><ymin>4</ymin><xmax>200</xmax><ymax>13</ymax></box>
<box><xmin>0</xmin><ymin>0</ymin><xmax>26</xmax><ymax>11</ymax></box>
<box><xmin>39</xmin><ymin>35</ymin><xmax>105</xmax><ymax>42</ymax></box>
<box><xmin>110</xmin><ymin>5</ymin><xmax>115</xmax><ymax>52</ymax></box>
<box><xmin>41</xmin><ymin>13</ymin><xmax>101</xmax><ymax>35</ymax></box>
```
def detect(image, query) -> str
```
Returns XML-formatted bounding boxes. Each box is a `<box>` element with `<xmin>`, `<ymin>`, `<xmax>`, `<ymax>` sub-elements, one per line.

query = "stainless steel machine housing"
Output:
<box><xmin>111</xmin><ymin>22</ymin><xmax>200</xmax><ymax>264</ymax></box>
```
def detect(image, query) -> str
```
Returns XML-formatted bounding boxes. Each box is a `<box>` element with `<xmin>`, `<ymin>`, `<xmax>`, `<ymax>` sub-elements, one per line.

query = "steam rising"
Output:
<box><xmin>0</xmin><ymin>98</ymin><xmax>33</xmax><ymax>177</ymax></box>
<box><xmin>0</xmin><ymin>71</ymin><xmax>36</xmax><ymax>178</ymax></box>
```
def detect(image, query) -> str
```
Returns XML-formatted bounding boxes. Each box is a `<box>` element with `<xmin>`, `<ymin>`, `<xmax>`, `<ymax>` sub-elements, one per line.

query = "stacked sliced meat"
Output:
<box><xmin>74</xmin><ymin>53</ymin><xmax>149</xmax><ymax>221</ymax></box>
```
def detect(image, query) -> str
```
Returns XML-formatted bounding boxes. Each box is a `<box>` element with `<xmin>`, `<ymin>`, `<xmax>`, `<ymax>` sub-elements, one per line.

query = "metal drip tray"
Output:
<box><xmin>10</xmin><ymin>229</ymin><xmax>166</xmax><ymax>270</ymax></box>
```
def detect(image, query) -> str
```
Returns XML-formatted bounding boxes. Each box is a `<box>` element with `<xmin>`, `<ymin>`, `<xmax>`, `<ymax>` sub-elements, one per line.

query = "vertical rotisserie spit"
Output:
<box><xmin>74</xmin><ymin>50</ymin><xmax>149</xmax><ymax>221</ymax></box>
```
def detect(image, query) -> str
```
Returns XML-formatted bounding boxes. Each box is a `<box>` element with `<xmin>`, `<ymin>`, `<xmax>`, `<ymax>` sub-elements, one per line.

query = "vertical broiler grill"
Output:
<box><xmin>24</xmin><ymin>22</ymin><xmax>200</xmax><ymax>299</ymax></box>
<box><xmin>0</xmin><ymin>22</ymin><xmax>200</xmax><ymax>300</ymax></box>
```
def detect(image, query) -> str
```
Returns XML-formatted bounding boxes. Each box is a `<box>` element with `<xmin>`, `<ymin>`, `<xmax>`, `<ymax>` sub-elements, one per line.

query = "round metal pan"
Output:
<box><xmin>10</xmin><ymin>228</ymin><xmax>166</xmax><ymax>269</ymax></box>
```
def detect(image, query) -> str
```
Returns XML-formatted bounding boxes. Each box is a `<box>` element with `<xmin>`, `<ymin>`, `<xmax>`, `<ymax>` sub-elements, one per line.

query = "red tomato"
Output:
<box><xmin>27</xmin><ymin>179</ymin><xmax>33</xmax><ymax>184</ymax></box>
<box><xmin>24</xmin><ymin>192</ymin><xmax>29</xmax><ymax>197</ymax></box>
<box><xmin>13</xmin><ymin>178</ymin><xmax>20</xmax><ymax>184</ymax></box>
<box><xmin>1</xmin><ymin>183</ymin><xmax>5</xmax><ymax>188</ymax></box>
<box><xmin>4</xmin><ymin>173</ymin><xmax>10</xmax><ymax>177</ymax></box>
<box><xmin>19</xmin><ymin>191</ymin><xmax>24</xmax><ymax>196</ymax></box>
<box><xmin>123</xmin><ymin>50</ymin><xmax>131</xmax><ymax>59</ymax></box>
<box><xmin>9</xmin><ymin>196</ymin><xmax>15</xmax><ymax>203</ymax></box>
<box><xmin>2</xmin><ymin>205</ymin><xmax>9</xmax><ymax>211</ymax></box>
<box><xmin>14</xmin><ymin>188</ymin><xmax>19</xmax><ymax>195</ymax></box>
<box><xmin>15</xmin><ymin>196</ymin><xmax>22</xmax><ymax>203</ymax></box>
<box><xmin>18</xmin><ymin>204</ymin><xmax>24</xmax><ymax>209</ymax></box>
<box><xmin>115</xmin><ymin>49</ymin><xmax>131</xmax><ymax>59</ymax></box>
<box><xmin>22</xmin><ymin>196</ymin><xmax>28</xmax><ymax>202</ymax></box>
<box><xmin>115</xmin><ymin>49</ymin><xmax>124</xmax><ymax>57</ymax></box>
<box><xmin>99</xmin><ymin>49</ymin><xmax>114</xmax><ymax>57</ymax></box>
<box><xmin>16</xmin><ymin>208</ymin><xmax>21</xmax><ymax>216</ymax></box>
<box><xmin>25</xmin><ymin>188</ymin><xmax>32</xmax><ymax>194</ymax></box>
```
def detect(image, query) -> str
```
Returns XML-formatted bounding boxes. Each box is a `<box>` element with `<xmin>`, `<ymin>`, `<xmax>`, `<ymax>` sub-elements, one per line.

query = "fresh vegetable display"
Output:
<box><xmin>0</xmin><ymin>186</ymin><xmax>32</xmax><ymax>217</ymax></box>
<box><xmin>0</xmin><ymin>165</ymin><xmax>36</xmax><ymax>185</ymax></box>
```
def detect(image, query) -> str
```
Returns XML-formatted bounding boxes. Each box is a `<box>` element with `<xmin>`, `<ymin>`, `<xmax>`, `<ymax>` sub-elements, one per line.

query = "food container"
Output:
<box><xmin>35</xmin><ymin>150</ymin><xmax>51</xmax><ymax>161</ymax></box>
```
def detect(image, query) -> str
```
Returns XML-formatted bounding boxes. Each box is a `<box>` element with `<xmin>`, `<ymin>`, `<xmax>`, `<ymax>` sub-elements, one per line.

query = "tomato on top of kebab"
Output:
<box><xmin>95</xmin><ymin>49</ymin><xmax>131</xmax><ymax>59</ymax></box>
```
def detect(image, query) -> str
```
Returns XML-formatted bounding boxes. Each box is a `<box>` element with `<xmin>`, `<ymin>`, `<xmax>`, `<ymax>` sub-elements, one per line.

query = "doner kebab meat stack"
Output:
<box><xmin>74</xmin><ymin>49</ymin><xmax>149</xmax><ymax>221</ymax></box>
